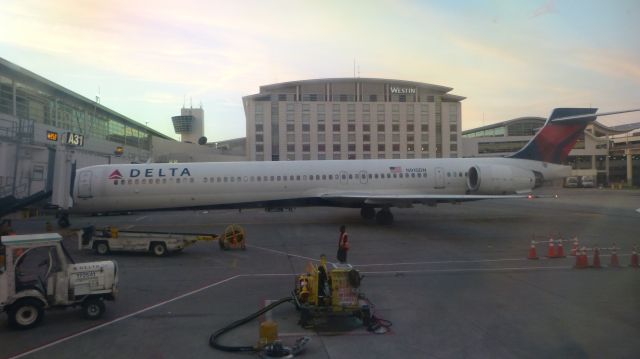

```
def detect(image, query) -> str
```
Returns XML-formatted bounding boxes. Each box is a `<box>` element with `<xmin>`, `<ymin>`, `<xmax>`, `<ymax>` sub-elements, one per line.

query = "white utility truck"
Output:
<box><xmin>78</xmin><ymin>226</ymin><xmax>218</xmax><ymax>256</ymax></box>
<box><xmin>0</xmin><ymin>233</ymin><xmax>118</xmax><ymax>329</ymax></box>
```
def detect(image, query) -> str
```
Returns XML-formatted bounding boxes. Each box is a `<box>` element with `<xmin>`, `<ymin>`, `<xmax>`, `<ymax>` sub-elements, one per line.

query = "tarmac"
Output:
<box><xmin>1</xmin><ymin>187</ymin><xmax>639</xmax><ymax>358</ymax></box>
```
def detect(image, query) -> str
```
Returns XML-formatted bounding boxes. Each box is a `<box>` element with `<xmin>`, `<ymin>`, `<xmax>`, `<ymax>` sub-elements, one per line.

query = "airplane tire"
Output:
<box><xmin>58</xmin><ymin>216</ymin><xmax>70</xmax><ymax>228</ymax></box>
<box><xmin>375</xmin><ymin>210</ymin><xmax>394</xmax><ymax>225</ymax></box>
<box><xmin>360</xmin><ymin>207</ymin><xmax>375</xmax><ymax>220</ymax></box>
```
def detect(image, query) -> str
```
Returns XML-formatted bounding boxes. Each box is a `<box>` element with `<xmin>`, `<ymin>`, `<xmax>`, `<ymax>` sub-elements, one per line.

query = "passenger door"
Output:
<box><xmin>77</xmin><ymin>171</ymin><xmax>93</xmax><ymax>198</ymax></box>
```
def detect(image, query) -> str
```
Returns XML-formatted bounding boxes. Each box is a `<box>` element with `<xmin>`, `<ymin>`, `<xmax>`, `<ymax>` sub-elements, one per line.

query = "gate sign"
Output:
<box><xmin>65</xmin><ymin>132</ymin><xmax>85</xmax><ymax>147</ymax></box>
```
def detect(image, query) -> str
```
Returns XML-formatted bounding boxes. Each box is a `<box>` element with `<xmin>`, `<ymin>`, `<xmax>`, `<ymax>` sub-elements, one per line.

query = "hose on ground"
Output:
<box><xmin>209</xmin><ymin>296</ymin><xmax>293</xmax><ymax>352</ymax></box>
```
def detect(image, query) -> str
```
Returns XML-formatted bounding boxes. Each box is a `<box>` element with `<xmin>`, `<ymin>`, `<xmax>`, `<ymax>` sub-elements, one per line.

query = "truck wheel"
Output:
<box><xmin>82</xmin><ymin>297</ymin><xmax>105</xmax><ymax>320</ymax></box>
<box><xmin>8</xmin><ymin>298</ymin><xmax>45</xmax><ymax>329</ymax></box>
<box><xmin>95</xmin><ymin>241</ymin><xmax>110</xmax><ymax>255</ymax></box>
<box><xmin>151</xmin><ymin>242</ymin><xmax>167</xmax><ymax>256</ymax></box>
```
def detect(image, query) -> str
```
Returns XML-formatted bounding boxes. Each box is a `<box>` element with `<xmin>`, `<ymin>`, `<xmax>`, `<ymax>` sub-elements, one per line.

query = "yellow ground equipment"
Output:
<box><xmin>293</xmin><ymin>256</ymin><xmax>373</xmax><ymax>329</ymax></box>
<box><xmin>219</xmin><ymin>224</ymin><xmax>246</xmax><ymax>250</ymax></box>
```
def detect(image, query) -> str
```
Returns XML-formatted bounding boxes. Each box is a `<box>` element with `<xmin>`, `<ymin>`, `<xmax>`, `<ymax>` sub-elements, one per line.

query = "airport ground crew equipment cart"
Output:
<box><xmin>78</xmin><ymin>226</ymin><xmax>219</xmax><ymax>256</ymax></box>
<box><xmin>0</xmin><ymin>233</ymin><xmax>118</xmax><ymax>329</ymax></box>
<box><xmin>292</xmin><ymin>256</ymin><xmax>387</xmax><ymax>331</ymax></box>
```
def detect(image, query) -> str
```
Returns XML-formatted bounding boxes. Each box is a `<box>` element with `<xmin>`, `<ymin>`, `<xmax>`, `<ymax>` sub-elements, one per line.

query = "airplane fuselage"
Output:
<box><xmin>71</xmin><ymin>157</ymin><xmax>569</xmax><ymax>214</ymax></box>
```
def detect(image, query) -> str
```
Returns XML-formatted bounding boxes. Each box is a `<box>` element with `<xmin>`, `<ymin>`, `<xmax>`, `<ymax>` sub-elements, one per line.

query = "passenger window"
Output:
<box><xmin>270</xmin><ymin>176</ymin><xmax>275</xmax><ymax>181</ymax></box>
<box><xmin>392</xmin><ymin>174</ymin><xmax>397</xmax><ymax>178</ymax></box>
<box><xmin>277</xmin><ymin>176</ymin><xmax>281</xmax><ymax>181</ymax></box>
<box><xmin>349</xmin><ymin>174</ymin><xmax>353</xmax><ymax>179</ymax></box>
<box><xmin>114</xmin><ymin>181</ymin><xmax>118</xmax><ymax>185</ymax></box>
<box><xmin>237</xmin><ymin>177</ymin><xmax>241</xmax><ymax>182</ymax></box>
<box><xmin>309</xmin><ymin>175</ymin><xmax>314</xmax><ymax>181</ymax></box>
<box><xmin>386</xmin><ymin>174</ymin><xmax>391</xmax><ymax>178</ymax></box>
<box><xmin>315</xmin><ymin>175</ymin><xmax>320</xmax><ymax>180</ymax></box>
<box><xmin>250</xmin><ymin>176</ymin><xmax>255</xmax><ymax>182</ymax></box>
<box><xmin>263</xmin><ymin>176</ymin><xmax>268</xmax><ymax>181</ymax></box>
<box><xmin>204</xmin><ymin>178</ymin><xmax>208</xmax><ymax>183</ymax></box>
<box><xmin>135</xmin><ymin>179</ymin><xmax>139</xmax><ymax>184</ymax></box>
<box><xmin>296</xmin><ymin>175</ymin><xmax>301</xmax><ymax>180</ymax></box>
<box><xmin>257</xmin><ymin>176</ymin><xmax>261</xmax><ymax>182</ymax></box>
<box><xmin>176</xmin><ymin>178</ymin><xmax>181</xmax><ymax>183</ymax></box>
<box><xmin>374</xmin><ymin>174</ymin><xmax>378</xmax><ymax>179</ymax></box>
<box><xmin>303</xmin><ymin>175</ymin><xmax>307</xmax><ymax>180</ymax></box>
<box><xmin>224</xmin><ymin>177</ymin><xmax>228</xmax><ymax>182</ymax></box>
<box><xmin>142</xmin><ymin>179</ymin><xmax>147</xmax><ymax>184</ymax></box>
<box><xmin>322</xmin><ymin>175</ymin><xmax>326</xmax><ymax>180</ymax></box>
<box><xmin>155</xmin><ymin>179</ymin><xmax>161</xmax><ymax>184</ymax></box>
<box><xmin>231</xmin><ymin>177</ymin><xmax>235</xmax><ymax>182</ymax></box>
<box><xmin>120</xmin><ymin>180</ymin><xmax>125</xmax><ymax>185</ymax></box>
<box><xmin>459</xmin><ymin>172</ymin><xmax>463</xmax><ymax>177</ymax></box>
<box><xmin>329</xmin><ymin>175</ymin><xmax>333</xmax><ymax>180</ymax></box>
<box><xmin>447</xmin><ymin>172</ymin><xmax>450</xmax><ymax>177</ymax></box>
<box><xmin>163</xmin><ymin>179</ymin><xmax>167</xmax><ymax>184</ymax></box>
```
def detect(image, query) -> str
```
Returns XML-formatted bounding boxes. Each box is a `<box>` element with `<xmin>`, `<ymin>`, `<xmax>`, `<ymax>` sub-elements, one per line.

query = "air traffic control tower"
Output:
<box><xmin>172</xmin><ymin>107</ymin><xmax>205</xmax><ymax>144</ymax></box>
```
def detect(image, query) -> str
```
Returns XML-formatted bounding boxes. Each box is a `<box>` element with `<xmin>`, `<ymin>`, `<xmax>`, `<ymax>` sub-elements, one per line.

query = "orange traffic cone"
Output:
<box><xmin>547</xmin><ymin>238</ymin><xmax>556</xmax><ymax>258</ymax></box>
<box><xmin>610</xmin><ymin>244</ymin><xmax>620</xmax><ymax>268</ymax></box>
<box><xmin>592</xmin><ymin>247</ymin><xmax>601</xmax><ymax>269</ymax></box>
<box><xmin>528</xmin><ymin>240</ymin><xmax>539</xmax><ymax>260</ymax></box>
<box><xmin>631</xmin><ymin>246</ymin><xmax>639</xmax><ymax>268</ymax></box>
<box><xmin>570</xmin><ymin>237</ymin><xmax>579</xmax><ymax>256</ymax></box>
<box><xmin>556</xmin><ymin>239</ymin><xmax>566</xmax><ymax>258</ymax></box>
<box><xmin>575</xmin><ymin>247</ymin><xmax>589</xmax><ymax>269</ymax></box>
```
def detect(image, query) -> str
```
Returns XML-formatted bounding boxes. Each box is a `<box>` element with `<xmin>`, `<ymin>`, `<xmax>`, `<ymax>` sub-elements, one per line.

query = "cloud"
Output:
<box><xmin>531</xmin><ymin>0</ymin><xmax>556</xmax><ymax>19</ymax></box>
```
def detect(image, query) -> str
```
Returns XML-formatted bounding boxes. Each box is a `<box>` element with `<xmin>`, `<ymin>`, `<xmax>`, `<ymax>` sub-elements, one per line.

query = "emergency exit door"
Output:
<box><xmin>77</xmin><ymin>171</ymin><xmax>93</xmax><ymax>198</ymax></box>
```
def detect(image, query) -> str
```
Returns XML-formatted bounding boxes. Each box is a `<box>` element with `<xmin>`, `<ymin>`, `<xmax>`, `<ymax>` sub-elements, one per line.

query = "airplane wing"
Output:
<box><xmin>320</xmin><ymin>192</ymin><xmax>540</xmax><ymax>206</ymax></box>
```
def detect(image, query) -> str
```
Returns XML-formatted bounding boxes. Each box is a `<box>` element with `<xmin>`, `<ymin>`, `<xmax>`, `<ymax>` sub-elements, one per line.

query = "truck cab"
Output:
<box><xmin>0</xmin><ymin>233</ymin><xmax>118</xmax><ymax>329</ymax></box>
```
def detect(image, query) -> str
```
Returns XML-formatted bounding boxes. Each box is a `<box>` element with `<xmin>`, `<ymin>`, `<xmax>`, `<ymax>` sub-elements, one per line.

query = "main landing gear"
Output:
<box><xmin>360</xmin><ymin>207</ymin><xmax>394</xmax><ymax>225</ymax></box>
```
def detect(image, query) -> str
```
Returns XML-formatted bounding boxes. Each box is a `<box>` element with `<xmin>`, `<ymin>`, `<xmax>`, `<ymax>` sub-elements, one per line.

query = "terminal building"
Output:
<box><xmin>0</xmin><ymin>57</ymin><xmax>243</xmax><ymax>201</ymax></box>
<box><xmin>243</xmin><ymin>78</ymin><xmax>465</xmax><ymax>161</ymax></box>
<box><xmin>461</xmin><ymin>117</ymin><xmax>640</xmax><ymax>186</ymax></box>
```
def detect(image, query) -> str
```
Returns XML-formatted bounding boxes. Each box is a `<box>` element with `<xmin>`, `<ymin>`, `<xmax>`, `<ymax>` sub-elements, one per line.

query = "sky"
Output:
<box><xmin>1</xmin><ymin>0</ymin><xmax>639</xmax><ymax>141</ymax></box>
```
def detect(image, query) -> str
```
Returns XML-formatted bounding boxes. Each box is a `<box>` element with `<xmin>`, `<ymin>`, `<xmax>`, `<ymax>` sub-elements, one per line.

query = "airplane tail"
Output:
<box><xmin>508</xmin><ymin>108</ymin><xmax>598</xmax><ymax>164</ymax></box>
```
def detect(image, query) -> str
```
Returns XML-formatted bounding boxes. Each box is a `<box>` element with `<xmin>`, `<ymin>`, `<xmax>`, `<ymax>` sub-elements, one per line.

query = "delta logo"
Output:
<box><xmin>108</xmin><ymin>170</ymin><xmax>123</xmax><ymax>180</ymax></box>
<box><xmin>107</xmin><ymin>167</ymin><xmax>192</xmax><ymax>179</ymax></box>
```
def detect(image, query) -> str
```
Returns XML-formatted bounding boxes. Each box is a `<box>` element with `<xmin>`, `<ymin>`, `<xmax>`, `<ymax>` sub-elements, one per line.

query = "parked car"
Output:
<box><xmin>564</xmin><ymin>176</ymin><xmax>579</xmax><ymax>188</ymax></box>
<box><xmin>580</xmin><ymin>176</ymin><xmax>595</xmax><ymax>188</ymax></box>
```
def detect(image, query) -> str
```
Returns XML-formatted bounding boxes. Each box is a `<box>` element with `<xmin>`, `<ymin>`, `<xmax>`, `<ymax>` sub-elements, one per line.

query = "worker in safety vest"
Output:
<box><xmin>336</xmin><ymin>225</ymin><xmax>349</xmax><ymax>263</ymax></box>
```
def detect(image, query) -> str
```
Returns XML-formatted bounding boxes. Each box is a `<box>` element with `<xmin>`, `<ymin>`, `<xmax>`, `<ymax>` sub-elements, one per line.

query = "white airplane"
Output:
<box><xmin>63</xmin><ymin>107</ymin><xmax>638</xmax><ymax>226</ymax></box>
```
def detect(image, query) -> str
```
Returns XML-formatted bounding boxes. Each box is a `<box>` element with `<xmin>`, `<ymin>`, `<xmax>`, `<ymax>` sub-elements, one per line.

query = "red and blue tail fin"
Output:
<box><xmin>509</xmin><ymin>108</ymin><xmax>597</xmax><ymax>164</ymax></box>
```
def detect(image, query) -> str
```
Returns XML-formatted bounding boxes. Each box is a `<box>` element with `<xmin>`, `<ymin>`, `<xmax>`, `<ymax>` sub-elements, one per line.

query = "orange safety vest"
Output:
<box><xmin>339</xmin><ymin>232</ymin><xmax>349</xmax><ymax>250</ymax></box>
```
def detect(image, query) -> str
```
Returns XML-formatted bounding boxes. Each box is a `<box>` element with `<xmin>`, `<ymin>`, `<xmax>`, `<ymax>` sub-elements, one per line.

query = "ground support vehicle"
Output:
<box><xmin>0</xmin><ymin>233</ymin><xmax>118</xmax><ymax>329</ymax></box>
<box><xmin>78</xmin><ymin>226</ymin><xmax>218</xmax><ymax>256</ymax></box>
<box><xmin>292</xmin><ymin>256</ymin><xmax>375</xmax><ymax>330</ymax></box>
